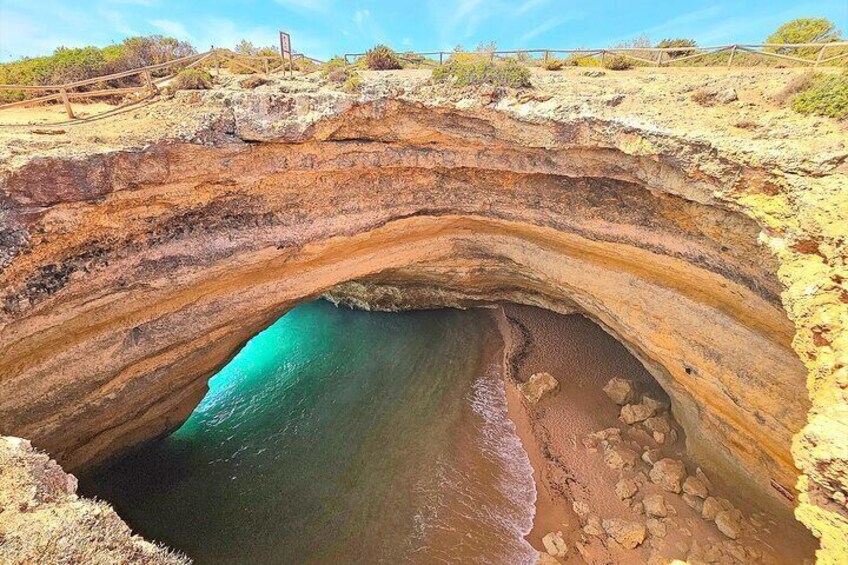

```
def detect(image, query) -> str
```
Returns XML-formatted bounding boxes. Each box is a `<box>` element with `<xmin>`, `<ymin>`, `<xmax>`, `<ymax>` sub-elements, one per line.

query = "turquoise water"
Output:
<box><xmin>81</xmin><ymin>301</ymin><xmax>536</xmax><ymax>564</ymax></box>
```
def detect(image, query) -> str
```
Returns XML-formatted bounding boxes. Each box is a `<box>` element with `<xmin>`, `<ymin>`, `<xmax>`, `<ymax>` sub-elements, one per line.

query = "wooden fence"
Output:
<box><xmin>0</xmin><ymin>48</ymin><xmax>322</xmax><ymax>119</ymax></box>
<box><xmin>344</xmin><ymin>41</ymin><xmax>848</xmax><ymax>67</ymax></box>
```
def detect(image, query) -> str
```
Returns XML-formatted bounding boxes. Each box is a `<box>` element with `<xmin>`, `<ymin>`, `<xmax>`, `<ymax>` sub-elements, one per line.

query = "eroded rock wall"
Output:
<box><xmin>0</xmin><ymin>95</ymin><xmax>844</xmax><ymax>560</ymax></box>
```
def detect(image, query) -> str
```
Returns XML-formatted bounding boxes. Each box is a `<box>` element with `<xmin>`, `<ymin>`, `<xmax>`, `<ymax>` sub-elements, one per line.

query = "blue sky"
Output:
<box><xmin>1</xmin><ymin>0</ymin><xmax>846</xmax><ymax>62</ymax></box>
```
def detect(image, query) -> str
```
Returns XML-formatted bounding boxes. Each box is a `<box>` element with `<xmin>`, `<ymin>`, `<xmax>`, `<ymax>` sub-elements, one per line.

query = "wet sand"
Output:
<box><xmin>493</xmin><ymin>304</ymin><xmax>817</xmax><ymax>564</ymax></box>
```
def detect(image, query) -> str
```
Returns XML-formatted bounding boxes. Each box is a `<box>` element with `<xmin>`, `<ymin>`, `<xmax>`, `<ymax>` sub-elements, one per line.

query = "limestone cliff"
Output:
<box><xmin>0</xmin><ymin>68</ymin><xmax>845</xmax><ymax>562</ymax></box>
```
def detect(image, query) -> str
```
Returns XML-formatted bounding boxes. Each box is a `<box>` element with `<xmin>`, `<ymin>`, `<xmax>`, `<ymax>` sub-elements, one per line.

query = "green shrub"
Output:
<box><xmin>171</xmin><ymin>68</ymin><xmax>212</xmax><ymax>90</ymax></box>
<box><xmin>433</xmin><ymin>57</ymin><xmax>531</xmax><ymax>88</ymax></box>
<box><xmin>774</xmin><ymin>72</ymin><xmax>817</xmax><ymax>104</ymax></box>
<box><xmin>364</xmin><ymin>44</ymin><xmax>402</xmax><ymax>70</ymax></box>
<box><xmin>792</xmin><ymin>72</ymin><xmax>848</xmax><ymax>119</ymax></box>
<box><xmin>765</xmin><ymin>18</ymin><xmax>845</xmax><ymax>61</ymax></box>
<box><xmin>656</xmin><ymin>38</ymin><xmax>697</xmax><ymax>59</ymax></box>
<box><xmin>0</xmin><ymin>35</ymin><xmax>195</xmax><ymax>103</ymax></box>
<box><xmin>604</xmin><ymin>54</ymin><xmax>632</xmax><ymax>70</ymax></box>
<box><xmin>321</xmin><ymin>57</ymin><xmax>350</xmax><ymax>82</ymax></box>
<box><xmin>543</xmin><ymin>58</ymin><xmax>565</xmax><ymax>71</ymax></box>
<box><xmin>343</xmin><ymin>74</ymin><xmax>362</xmax><ymax>93</ymax></box>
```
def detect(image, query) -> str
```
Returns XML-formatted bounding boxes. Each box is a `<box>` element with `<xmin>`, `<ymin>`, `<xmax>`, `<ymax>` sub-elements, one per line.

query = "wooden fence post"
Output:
<box><xmin>815</xmin><ymin>44</ymin><xmax>826</xmax><ymax>67</ymax></box>
<box><xmin>727</xmin><ymin>45</ymin><xmax>737</xmax><ymax>68</ymax></box>
<box><xmin>439</xmin><ymin>52</ymin><xmax>444</xmax><ymax>65</ymax></box>
<box><xmin>656</xmin><ymin>51</ymin><xmax>664</xmax><ymax>67</ymax></box>
<box><xmin>142</xmin><ymin>70</ymin><xmax>158</xmax><ymax>95</ymax></box>
<box><xmin>600</xmin><ymin>50</ymin><xmax>606</xmax><ymax>67</ymax></box>
<box><xmin>59</xmin><ymin>87</ymin><xmax>74</xmax><ymax>119</ymax></box>
<box><xmin>544</xmin><ymin>50</ymin><xmax>549</xmax><ymax>63</ymax></box>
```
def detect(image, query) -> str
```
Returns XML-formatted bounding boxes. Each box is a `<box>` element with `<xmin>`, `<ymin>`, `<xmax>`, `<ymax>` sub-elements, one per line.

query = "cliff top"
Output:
<box><xmin>1</xmin><ymin>67</ymin><xmax>845</xmax><ymax>177</ymax></box>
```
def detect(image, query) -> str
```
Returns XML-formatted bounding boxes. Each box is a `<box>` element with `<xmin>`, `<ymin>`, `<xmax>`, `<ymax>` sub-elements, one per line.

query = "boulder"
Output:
<box><xmin>701</xmin><ymin>496</ymin><xmax>734</xmax><ymax>521</ymax></box>
<box><xmin>620</xmin><ymin>403</ymin><xmax>656</xmax><ymax>425</ymax></box>
<box><xmin>641</xmin><ymin>448</ymin><xmax>662</xmax><ymax>466</ymax></box>
<box><xmin>583</xmin><ymin>515</ymin><xmax>605</xmax><ymax>537</ymax></box>
<box><xmin>715</xmin><ymin>510</ymin><xmax>743</xmax><ymax>539</ymax></box>
<box><xmin>603</xmin><ymin>377</ymin><xmax>637</xmax><ymax>405</ymax></box>
<box><xmin>615</xmin><ymin>478</ymin><xmax>639</xmax><ymax>500</ymax></box>
<box><xmin>649</xmin><ymin>458</ymin><xmax>687</xmax><ymax>493</ymax></box>
<box><xmin>646</xmin><ymin>518</ymin><xmax>667</xmax><ymax>538</ymax></box>
<box><xmin>683</xmin><ymin>493</ymin><xmax>703</xmax><ymax>512</ymax></box>
<box><xmin>643</xmin><ymin>493</ymin><xmax>668</xmax><ymax>518</ymax></box>
<box><xmin>518</xmin><ymin>372</ymin><xmax>559</xmax><ymax>404</ymax></box>
<box><xmin>640</xmin><ymin>394</ymin><xmax>666</xmax><ymax>413</ymax></box>
<box><xmin>603</xmin><ymin>446</ymin><xmax>640</xmax><ymax>470</ymax></box>
<box><xmin>643</xmin><ymin>416</ymin><xmax>670</xmax><ymax>435</ymax></box>
<box><xmin>602</xmin><ymin>518</ymin><xmax>647</xmax><ymax>549</ymax></box>
<box><xmin>542</xmin><ymin>531</ymin><xmax>568</xmax><ymax>557</ymax></box>
<box><xmin>683</xmin><ymin>476</ymin><xmax>709</xmax><ymax>499</ymax></box>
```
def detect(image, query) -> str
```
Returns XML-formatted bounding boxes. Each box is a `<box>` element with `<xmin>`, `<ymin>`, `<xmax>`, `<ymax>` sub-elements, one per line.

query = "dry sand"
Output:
<box><xmin>493</xmin><ymin>304</ymin><xmax>816</xmax><ymax>564</ymax></box>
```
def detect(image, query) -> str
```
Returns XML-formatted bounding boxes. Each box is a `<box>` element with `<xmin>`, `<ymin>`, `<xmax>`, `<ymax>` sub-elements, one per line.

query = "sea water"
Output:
<box><xmin>80</xmin><ymin>301</ymin><xmax>537</xmax><ymax>564</ymax></box>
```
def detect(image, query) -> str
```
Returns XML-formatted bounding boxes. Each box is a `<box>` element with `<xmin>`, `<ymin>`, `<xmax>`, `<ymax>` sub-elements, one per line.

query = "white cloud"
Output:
<box><xmin>148</xmin><ymin>18</ymin><xmax>195</xmax><ymax>42</ymax></box>
<box><xmin>519</xmin><ymin>16</ymin><xmax>577</xmax><ymax>43</ymax></box>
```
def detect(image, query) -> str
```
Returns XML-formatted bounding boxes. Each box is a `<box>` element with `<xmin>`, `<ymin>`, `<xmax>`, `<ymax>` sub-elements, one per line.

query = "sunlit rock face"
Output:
<box><xmin>0</xmin><ymin>95</ymin><xmax>844</xmax><ymax>560</ymax></box>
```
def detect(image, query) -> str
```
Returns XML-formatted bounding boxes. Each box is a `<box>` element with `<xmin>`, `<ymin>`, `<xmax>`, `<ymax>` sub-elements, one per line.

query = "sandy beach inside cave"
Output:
<box><xmin>493</xmin><ymin>304</ymin><xmax>817</xmax><ymax>564</ymax></box>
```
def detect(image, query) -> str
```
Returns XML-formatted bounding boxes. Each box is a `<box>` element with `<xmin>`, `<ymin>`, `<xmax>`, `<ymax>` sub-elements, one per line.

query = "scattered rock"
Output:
<box><xmin>640</xmin><ymin>395</ymin><xmax>666</xmax><ymax>413</ymax></box>
<box><xmin>683</xmin><ymin>476</ymin><xmax>709</xmax><ymax>499</ymax></box>
<box><xmin>683</xmin><ymin>493</ymin><xmax>703</xmax><ymax>512</ymax></box>
<box><xmin>603</xmin><ymin>377</ymin><xmax>637</xmax><ymax>405</ymax></box>
<box><xmin>701</xmin><ymin>496</ymin><xmax>734</xmax><ymax>521</ymax></box>
<box><xmin>603</xmin><ymin>446</ymin><xmax>640</xmax><ymax>470</ymax></box>
<box><xmin>631</xmin><ymin>500</ymin><xmax>645</xmax><ymax>515</ymax></box>
<box><xmin>518</xmin><ymin>372</ymin><xmax>559</xmax><ymax>404</ymax></box>
<box><xmin>652</xmin><ymin>431</ymin><xmax>666</xmax><ymax>444</ymax></box>
<box><xmin>643</xmin><ymin>416</ymin><xmax>670</xmax><ymax>435</ymax></box>
<box><xmin>582</xmin><ymin>427</ymin><xmax>622</xmax><ymax>449</ymax></box>
<box><xmin>646</xmin><ymin>518</ymin><xmax>667</xmax><ymax>538</ymax></box>
<box><xmin>716</xmin><ymin>88</ymin><xmax>739</xmax><ymax>104</ymax></box>
<box><xmin>641</xmin><ymin>448</ymin><xmax>662</xmax><ymax>466</ymax></box>
<box><xmin>649</xmin><ymin>459</ymin><xmax>687</xmax><ymax>493</ymax></box>
<box><xmin>615</xmin><ymin>478</ymin><xmax>639</xmax><ymax>500</ymax></box>
<box><xmin>572</xmin><ymin>499</ymin><xmax>590</xmax><ymax>517</ymax></box>
<box><xmin>542</xmin><ymin>531</ymin><xmax>568</xmax><ymax>557</ymax></box>
<box><xmin>583</xmin><ymin>70</ymin><xmax>605</xmax><ymax>77</ymax></box>
<box><xmin>605</xmin><ymin>93</ymin><xmax>625</xmax><ymax>107</ymax></box>
<box><xmin>715</xmin><ymin>510</ymin><xmax>743</xmax><ymax>539</ymax></box>
<box><xmin>602</xmin><ymin>518</ymin><xmax>647</xmax><ymax>549</ymax></box>
<box><xmin>584</xmin><ymin>515</ymin><xmax>605</xmax><ymax>537</ymax></box>
<box><xmin>620</xmin><ymin>402</ymin><xmax>656</xmax><ymax>424</ymax></box>
<box><xmin>695</xmin><ymin>467</ymin><xmax>713</xmax><ymax>491</ymax></box>
<box><xmin>644</xmin><ymin>493</ymin><xmax>668</xmax><ymax>518</ymax></box>
<box><xmin>239</xmin><ymin>76</ymin><xmax>270</xmax><ymax>89</ymax></box>
<box><xmin>536</xmin><ymin>552</ymin><xmax>561</xmax><ymax>565</ymax></box>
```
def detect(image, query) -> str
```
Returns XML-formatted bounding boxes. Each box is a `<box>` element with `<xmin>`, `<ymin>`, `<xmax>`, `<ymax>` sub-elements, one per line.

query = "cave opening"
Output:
<box><xmin>77</xmin><ymin>299</ymin><xmax>817</xmax><ymax>564</ymax></box>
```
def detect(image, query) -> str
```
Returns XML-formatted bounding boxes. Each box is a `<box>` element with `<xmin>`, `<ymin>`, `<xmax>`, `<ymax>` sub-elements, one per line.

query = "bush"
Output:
<box><xmin>321</xmin><ymin>57</ymin><xmax>350</xmax><ymax>82</ymax></box>
<box><xmin>656</xmin><ymin>38</ymin><xmax>697</xmax><ymax>59</ymax></box>
<box><xmin>171</xmin><ymin>69</ymin><xmax>212</xmax><ymax>90</ymax></box>
<box><xmin>543</xmin><ymin>58</ymin><xmax>565</xmax><ymax>71</ymax></box>
<box><xmin>792</xmin><ymin>72</ymin><xmax>848</xmax><ymax>119</ymax></box>
<box><xmin>364</xmin><ymin>44</ymin><xmax>402</xmax><ymax>70</ymax></box>
<box><xmin>433</xmin><ymin>57</ymin><xmax>531</xmax><ymax>88</ymax></box>
<box><xmin>774</xmin><ymin>72</ymin><xmax>817</xmax><ymax>104</ymax></box>
<box><xmin>0</xmin><ymin>35</ymin><xmax>196</xmax><ymax>103</ymax></box>
<box><xmin>604</xmin><ymin>54</ymin><xmax>632</xmax><ymax>70</ymax></box>
<box><xmin>343</xmin><ymin>74</ymin><xmax>362</xmax><ymax>93</ymax></box>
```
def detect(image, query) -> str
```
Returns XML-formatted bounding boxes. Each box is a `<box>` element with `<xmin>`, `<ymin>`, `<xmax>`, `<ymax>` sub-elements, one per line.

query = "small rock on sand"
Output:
<box><xmin>572</xmin><ymin>499</ymin><xmax>590</xmax><ymax>517</ymax></box>
<box><xmin>640</xmin><ymin>395</ymin><xmax>666</xmax><ymax>413</ymax></box>
<box><xmin>701</xmin><ymin>496</ymin><xmax>734</xmax><ymax>521</ymax></box>
<box><xmin>584</xmin><ymin>515</ymin><xmax>605</xmax><ymax>537</ymax></box>
<box><xmin>602</xmin><ymin>518</ymin><xmax>647</xmax><ymax>549</ymax></box>
<box><xmin>542</xmin><ymin>531</ymin><xmax>568</xmax><ymax>557</ymax></box>
<box><xmin>536</xmin><ymin>552</ymin><xmax>561</xmax><ymax>565</ymax></box>
<box><xmin>715</xmin><ymin>510</ymin><xmax>743</xmax><ymax>539</ymax></box>
<box><xmin>518</xmin><ymin>372</ymin><xmax>559</xmax><ymax>404</ymax></box>
<box><xmin>620</xmin><ymin>403</ymin><xmax>656</xmax><ymax>424</ymax></box>
<box><xmin>643</xmin><ymin>416</ymin><xmax>670</xmax><ymax>435</ymax></box>
<box><xmin>642</xmin><ymin>448</ymin><xmax>662</xmax><ymax>465</ymax></box>
<box><xmin>646</xmin><ymin>518</ymin><xmax>667</xmax><ymax>538</ymax></box>
<box><xmin>615</xmin><ymin>478</ymin><xmax>639</xmax><ymax>500</ymax></box>
<box><xmin>644</xmin><ymin>493</ymin><xmax>668</xmax><ymax>518</ymax></box>
<box><xmin>649</xmin><ymin>458</ymin><xmax>687</xmax><ymax>493</ymax></box>
<box><xmin>603</xmin><ymin>377</ymin><xmax>637</xmax><ymax>405</ymax></box>
<box><xmin>683</xmin><ymin>476</ymin><xmax>709</xmax><ymax>499</ymax></box>
<box><xmin>603</xmin><ymin>446</ymin><xmax>640</xmax><ymax>470</ymax></box>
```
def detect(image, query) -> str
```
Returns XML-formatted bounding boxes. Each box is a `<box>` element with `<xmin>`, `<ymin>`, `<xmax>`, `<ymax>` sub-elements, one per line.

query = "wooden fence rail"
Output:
<box><xmin>0</xmin><ymin>47</ymin><xmax>322</xmax><ymax>119</ymax></box>
<box><xmin>344</xmin><ymin>41</ymin><xmax>848</xmax><ymax>67</ymax></box>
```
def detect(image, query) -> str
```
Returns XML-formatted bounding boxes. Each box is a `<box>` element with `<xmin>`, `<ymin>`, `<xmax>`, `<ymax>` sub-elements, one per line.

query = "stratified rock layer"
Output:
<box><xmin>0</xmin><ymin>71</ymin><xmax>846</xmax><ymax>562</ymax></box>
